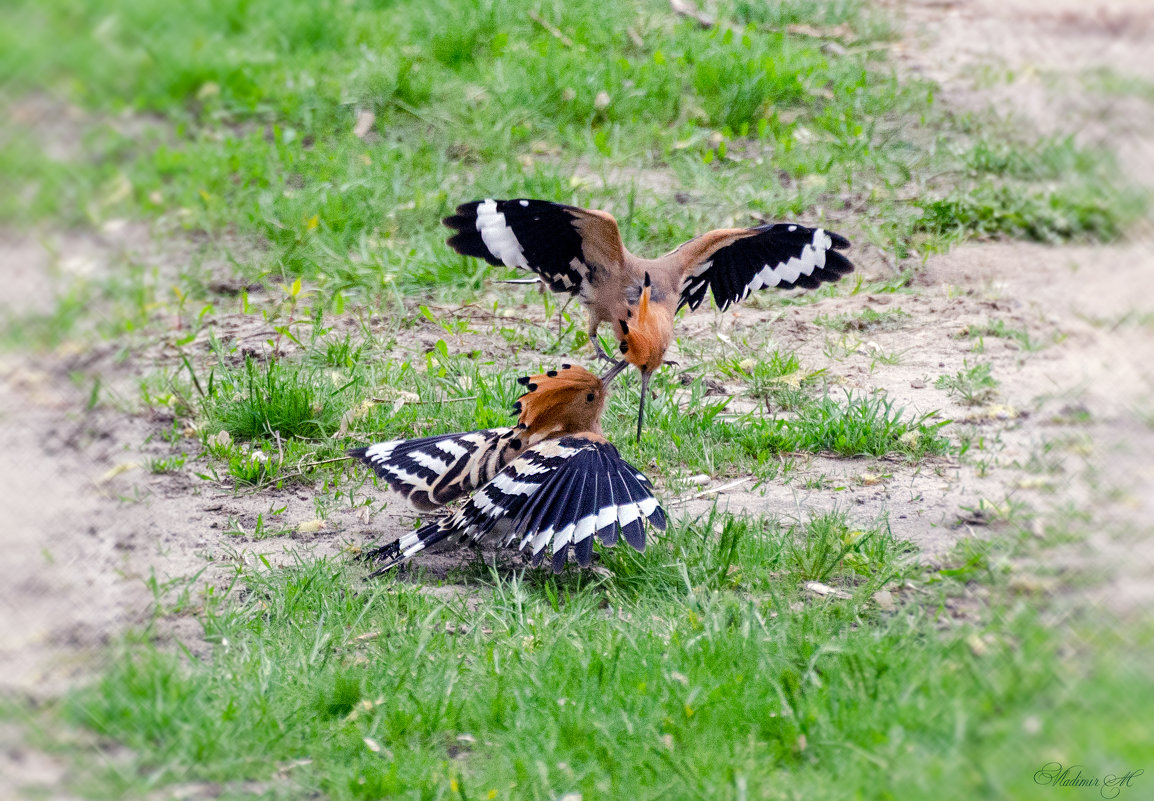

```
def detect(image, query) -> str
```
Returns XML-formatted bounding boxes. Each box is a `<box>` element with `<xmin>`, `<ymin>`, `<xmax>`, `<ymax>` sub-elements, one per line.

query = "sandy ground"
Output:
<box><xmin>2</xmin><ymin>0</ymin><xmax>1153</xmax><ymax>793</ymax></box>
<box><xmin>677</xmin><ymin>238</ymin><xmax>1154</xmax><ymax>604</ymax></box>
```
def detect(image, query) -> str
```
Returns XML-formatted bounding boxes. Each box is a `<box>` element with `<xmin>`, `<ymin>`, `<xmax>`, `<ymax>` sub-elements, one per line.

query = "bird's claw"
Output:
<box><xmin>591</xmin><ymin>339</ymin><xmax>616</xmax><ymax>363</ymax></box>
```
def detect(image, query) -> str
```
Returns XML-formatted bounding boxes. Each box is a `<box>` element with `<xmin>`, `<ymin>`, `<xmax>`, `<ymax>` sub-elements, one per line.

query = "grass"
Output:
<box><xmin>962</xmin><ymin>318</ymin><xmax>1057</xmax><ymax>352</ymax></box>
<box><xmin>3</xmin><ymin>0</ymin><xmax>912</xmax><ymax>288</ymax></box>
<box><xmin>189</xmin><ymin>342</ymin><xmax>529</xmax><ymax>487</ymax></box>
<box><xmin>13</xmin><ymin>508</ymin><xmax>1144</xmax><ymax>800</ymax></box>
<box><xmin>753</xmin><ymin>392</ymin><xmax>949</xmax><ymax>458</ymax></box>
<box><xmin>936</xmin><ymin>360</ymin><xmax>999</xmax><ymax>406</ymax></box>
<box><xmin>911</xmin><ymin>182</ymin><xmax>1140</xmax><ymax>246</ymax></box>
<box><xmin>179</xmin><ymin>351</ymin><xmax>949</xmax><ymax>492</ymax></box>
<box><xmin>210</xmin><ymin>357</ymin><xmax>348</xmax><ymax>442</ymax></box>
<box><xmin>640</xmin><ymin>387</ymin><xmax>949</xmax><ymax>482</ymax></box>
<box><xmin>1081</xmin><ymin>67</ymin><xmax>1154</xmax><ymax>104</ymax></box>
<box><xmin>2</xmin><ymin>0</ymin><xmax>1144</xmax><ymax>317</ymax></box>
<box><xmin>4</xmin><ymin>0</ymin><xmax>1152</xmax><ymax>797</ymax></box>
<box><xmin>814</xmin><ymin>307</ymin><xmax>909</xmax><ymax>333</ymax></box>
<box><xmin>962</xmin><ymin>133</ymin><xmax>1119</xmax><ymax>182</ymax></box>
<box><xmin>718</xmin><ymin>349</ymin><xmax>820</xmax><ymax>410</ymax></box>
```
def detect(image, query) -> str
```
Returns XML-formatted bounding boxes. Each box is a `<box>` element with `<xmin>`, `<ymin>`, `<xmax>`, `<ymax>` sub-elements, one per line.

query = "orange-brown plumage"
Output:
<box><xmin>515</xmin><ymin>364</ymin><xmax>607</xmax><ymax>444</ymax></box>
<box><xmin>350</xmin><ymin>361</ymin><xmax>664</xmax><ymax>574</ymax></box>
<box><xmin>619</xmin><ymin>282</ymin><xmax>674</xmax><ymax>375</ymax></box>
<box><xmin>443</xmin><ymin>198</ymin><xmax>855</xmax><ymax>438</ymax></box>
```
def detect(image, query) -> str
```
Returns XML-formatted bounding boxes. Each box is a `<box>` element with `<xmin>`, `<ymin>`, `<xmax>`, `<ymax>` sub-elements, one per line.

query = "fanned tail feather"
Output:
<box><xmin>438</xmin><ymin>436</ymin><xmax>665</xmax><ymax>573</ymax></box>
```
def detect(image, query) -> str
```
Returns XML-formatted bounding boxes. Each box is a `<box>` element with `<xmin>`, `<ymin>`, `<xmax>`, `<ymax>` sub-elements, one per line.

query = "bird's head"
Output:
<box><xmin>513</xmin><ymin>364</ymin><xmax>607</xmax><ymax>443</ymax></box>
<box><xmin>610</xmin><ymin>273</ymin><xmax>674</xmax><ymax>441</ymax></box>
<box><xmin>617</xmin><ymin>273</ymin><xmax>674</xmax><ymax>375</ymax></box>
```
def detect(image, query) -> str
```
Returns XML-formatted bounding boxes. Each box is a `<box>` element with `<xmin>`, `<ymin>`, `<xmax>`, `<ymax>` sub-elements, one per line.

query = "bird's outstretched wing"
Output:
<box><xmin>349</xmin><ymin>428</ymin><xmax>519</xmax><ymax>511</ymax></box>
<box><xmin>678</xmin><ymin>223</ymin><xmax>854</xmax><ymax>312</ymax></box>
<box><xmin>366</xmin><ymin>435</ymin><xmax>666</xmax><ymax>574</ymax></box>
<box><xmin>444</xmin><ymin>199</ymin><xmax>624</xmax><ymax>297</ymax></box>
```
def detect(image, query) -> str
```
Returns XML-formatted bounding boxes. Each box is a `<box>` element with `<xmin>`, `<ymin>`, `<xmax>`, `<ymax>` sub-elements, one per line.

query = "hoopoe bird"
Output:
<box><xmin>444</xmin><ymin>199</ymin><xmax>855</xmax><ymax>438</ymax></box>
<box><xmin>349</xmin><ymin>364</ymin><xmax>666</xmax><ymax>575</ymax></box>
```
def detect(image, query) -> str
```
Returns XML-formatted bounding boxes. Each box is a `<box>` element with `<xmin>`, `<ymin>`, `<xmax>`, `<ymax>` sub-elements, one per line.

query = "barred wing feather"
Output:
<box><xmin>349</xmin><ymin>428</ymin><xmax>516</xmax><ymax>511</ymax></box>
<box><xmin>679</xmin><ymin>223</ymin><xmax>854</xmax><ymax>312</ymax></box>
<box><xmin>444</xmin><ymin>199</ymin><xmax>623</xmax><ymax>298</ymax></box>
<box><xmin>366</xmin><ymin>435</ymin><xmax>665</xmax><ymax>574</ymax></box>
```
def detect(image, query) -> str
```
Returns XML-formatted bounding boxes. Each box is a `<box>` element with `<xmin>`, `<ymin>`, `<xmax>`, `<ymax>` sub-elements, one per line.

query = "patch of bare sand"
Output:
<box><xmin>0</xmin><ymin>722</ymin><xmax>78</xmax><ymax>801</ymax></box>
<box><xmin>0</xmin><ymin>356</ymin><xmax>406</xmax><ymax>701</ymax></box>
<box><xmin>890</xmin><ymin>0</ymin><xmax>1154</xmax><ymax>607</ymax></box>
<box><xmin>897</xmin><ymin>0</ymin><xmax>1154</xmax><ymax>194</ymax></box>
<box><xmin>5</xmin><ymin>94</ymin><xmax>169</xmax><ymax>165</ymax></box>
<box><xmin>0</xmin><ymin>223</ymin><xmax>418</xmax><ymax>710</ymax></box>
<box><xmin>671</xmin><ymin>236</ymin><xmax>1154</xmax><ymax>611</ymax></box>
<box><xmin>0</xmin><ymin>223</ymin><xmax>153</xmax><ymax>316</ymax></box>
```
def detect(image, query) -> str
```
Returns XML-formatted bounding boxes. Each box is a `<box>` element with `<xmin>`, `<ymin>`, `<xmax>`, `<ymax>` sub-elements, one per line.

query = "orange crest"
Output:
<box><xmin>620</xmin><ymin>282</ymin><xmax>674</xmax><ymax>373</ymax></box>
<box><xmin>513</xmin><ymin>364</ymin><xmax>607</xmax><ymax>441</ymax></box>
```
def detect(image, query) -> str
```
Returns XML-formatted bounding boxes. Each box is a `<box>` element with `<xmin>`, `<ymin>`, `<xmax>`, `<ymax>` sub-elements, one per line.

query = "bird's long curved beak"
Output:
<box><xmin>636</xmin><ymin>370</ymin><xmax>651</xmax><ymax>442</ymax></box>
<box><xmin>600</xmin><ymin>359</ymin><xmax>628</xmax><ymax>385</ymax></box>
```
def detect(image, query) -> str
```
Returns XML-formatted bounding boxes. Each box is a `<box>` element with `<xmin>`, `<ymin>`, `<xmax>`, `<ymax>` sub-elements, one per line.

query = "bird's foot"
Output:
<box><xmin>591</xmin><ymin>339</ymin><xmax>616</xmax><ymax>363</ymax></box>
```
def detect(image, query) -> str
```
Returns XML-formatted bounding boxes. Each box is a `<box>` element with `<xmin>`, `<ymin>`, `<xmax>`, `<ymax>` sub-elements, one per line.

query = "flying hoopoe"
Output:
<box><xmin>348</xmin><ymin>364</ymin><xmax>666</xmax><ymax>574</ymax></box>
<box><xmin>443</xmin><ymin>199</ymin><xmax>855</xmax><ymax>438</ymax></box>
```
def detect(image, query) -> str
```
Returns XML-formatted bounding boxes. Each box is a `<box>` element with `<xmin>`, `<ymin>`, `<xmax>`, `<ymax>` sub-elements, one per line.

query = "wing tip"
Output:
<box><xmin>446</xmin><ymin>231</ymin><xmax>505</xmax><ymax>266</ymax></box>
<box><xmin>361</xmin><ymin>538</ymin><xmax>404</xmax><ymax>576</ymax></box>
<box><xmin>649</xmin><ymin>504</ymin><xmax>668</xmax><ymax>531</ymax></box>
<box><xmin>823</xmin><ymin>249</ymin><xmax>855</xmax><ymax>277</ymax></box>
<box><xmin>620</xmin><ymin>517</ymin><xmax>647</xmax><ymax>552</ymax></box>
<box><xmin>826</xmin><ymin>229</ymin><xmax>851</xmax><ymax>250</ymax></box>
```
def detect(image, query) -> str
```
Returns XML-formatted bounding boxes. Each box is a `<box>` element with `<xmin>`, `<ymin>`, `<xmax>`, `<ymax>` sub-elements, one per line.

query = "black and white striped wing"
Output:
<box><xmin>443</xmin><ymin>199</ymin><xmax>622</xmax><ymax>297</ymax></box>
<box><xmin>349</xmin><ymin>428</ymin><xmax>518</xmax><ymax>511</ymax></box>
<box><xmin>367</xmin><ymin>436</ymin><xmax>666</xmax><ymax>574</ymax></box>
<box><xmin>679</xmin><ymin>224</ymin><xmax>854</xmax><ymax>312</ymax></box>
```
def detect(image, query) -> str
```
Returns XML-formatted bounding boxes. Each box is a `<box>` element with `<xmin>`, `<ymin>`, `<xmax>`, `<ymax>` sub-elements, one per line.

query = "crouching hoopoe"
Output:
<box><xmin>444</xmin><ymin>199</ymin><xmax>855</xmax><ymax>438</ymax></box>
<box><xmin>349</xmin><ymin>364</ymin><xmax>666</xmax><ymax>575</ymax></box>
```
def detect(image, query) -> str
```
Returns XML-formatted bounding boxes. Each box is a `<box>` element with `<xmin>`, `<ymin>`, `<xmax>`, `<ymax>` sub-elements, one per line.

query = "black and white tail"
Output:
<box><xmin>365</xmin><ymin>435</ymin><xmax>666</xmax><ymax>575</ymax></box>
<box><xmin>679</xmin><ymin>223</ymin><xmax>854</xmax><ymax>312</ymax></box>
<box><xmin>349</xmin><ymin>428</ymin><xmax>522</xmax><ymax>511</ymax></box>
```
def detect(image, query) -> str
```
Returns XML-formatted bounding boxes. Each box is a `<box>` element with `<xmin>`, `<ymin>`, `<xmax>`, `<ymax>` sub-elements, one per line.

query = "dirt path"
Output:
<box><xmin>894</xmin><ymin>0</ymin><xmax>1154</xmax><ymax>610</ymax></box>
<box><xmin>0</xmin><ymin>229</ymin><xmax>377</xmax><ymax>705</ymax></box>
<box><xmin>2</xmin><ymin>0</ymin><xmax>1153</xmax><ymax>729</ymax></box>
<box><xmin>900</xmin><ymin>0</ymin><xmax>1154</xmax><ymax>197</ymax></box>
<box><xmin>675</xmin><ymin>237</ymin><xmax>1154</xmax><ymax>609</ymax></box>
